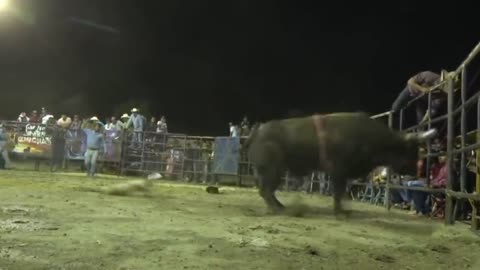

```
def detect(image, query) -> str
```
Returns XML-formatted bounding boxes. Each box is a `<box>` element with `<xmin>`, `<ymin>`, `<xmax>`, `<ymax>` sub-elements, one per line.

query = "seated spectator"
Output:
<box><xmin>430</xmin><ymin>155</ymin><xmax>447</xmax><ymax>188</ymax></box>
<box><xmin>405</xmin><ymin>156</ymin><xmax>446</xmax><ymax>217</ymax></box>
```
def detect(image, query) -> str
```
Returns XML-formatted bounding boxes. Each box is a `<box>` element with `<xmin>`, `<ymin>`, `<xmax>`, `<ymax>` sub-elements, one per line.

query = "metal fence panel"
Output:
<box><xmin>212</xmin><ymin>137</ymin><xmax>240</xmax><ymax>175</ymax></box>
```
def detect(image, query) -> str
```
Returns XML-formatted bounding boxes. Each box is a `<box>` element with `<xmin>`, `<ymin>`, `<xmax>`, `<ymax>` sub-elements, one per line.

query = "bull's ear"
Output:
<box><xmin>418</xmin><ymin>128</ymin><xmax>437</xmax><ymax>141</ymax></box>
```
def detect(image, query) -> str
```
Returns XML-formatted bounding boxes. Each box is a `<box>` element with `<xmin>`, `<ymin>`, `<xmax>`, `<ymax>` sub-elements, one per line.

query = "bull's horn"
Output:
<box><xmin>418</xmin><ymin>128</ymin><xmax>437</xmax><ymax>141</ymax></box>
<box><xmin>404</xmin><ymin>133</ymin><xmax>417</xmax><ymax>140</ymax></box>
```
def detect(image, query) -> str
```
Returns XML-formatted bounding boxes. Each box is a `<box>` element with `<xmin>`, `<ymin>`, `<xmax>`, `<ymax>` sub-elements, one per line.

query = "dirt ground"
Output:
<box><xmin>0</xmin><ymin>170</ymin><xmax>479</xmax><ymax>270</ymax></box>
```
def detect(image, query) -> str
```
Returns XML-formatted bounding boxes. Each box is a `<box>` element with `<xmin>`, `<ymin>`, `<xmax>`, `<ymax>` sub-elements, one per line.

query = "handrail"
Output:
<box><xmin>370</xmin><ymin>111</ymin><xmax>392</xmax><ymax>119</ymax></box>
<box><xmin>402</xmin><ymin>89</ymin><xmax>480</xmax><ymax>132</ymax></box>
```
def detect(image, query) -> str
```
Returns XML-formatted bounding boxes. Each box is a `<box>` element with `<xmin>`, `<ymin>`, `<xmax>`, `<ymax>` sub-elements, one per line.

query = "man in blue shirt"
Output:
<box><xmin>84</xmin><ymin>120</ymin><xmax>107</xmax><ymax>177</ymax></box>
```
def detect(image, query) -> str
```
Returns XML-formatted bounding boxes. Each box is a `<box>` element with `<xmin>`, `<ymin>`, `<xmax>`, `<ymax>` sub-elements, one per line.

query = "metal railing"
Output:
<box><xmin>384</xmin><ymin>40</ymin><xmax>480</xmax><ymax>229</ymax></box>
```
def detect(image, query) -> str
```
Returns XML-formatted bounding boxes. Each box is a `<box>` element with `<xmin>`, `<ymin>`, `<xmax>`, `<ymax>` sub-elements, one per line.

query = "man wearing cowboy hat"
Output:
<box><xmin>84</xmin><ymin>117</ymin><xmax>107</xmax><ymax>177</ymax></box>
<box><xmin>391</xmin><ymin>69</ymin><xmax>456</xmax><ymax>127</ymax></box>
<box><xmin>126</xmin><ymin>108</ymin><xmax>145</xmax><ymax>148</ymax></box>
<box><xmin>119</xmin><ymin>113</ymin><xmax>130</xmax><ymax>130</ymax></box>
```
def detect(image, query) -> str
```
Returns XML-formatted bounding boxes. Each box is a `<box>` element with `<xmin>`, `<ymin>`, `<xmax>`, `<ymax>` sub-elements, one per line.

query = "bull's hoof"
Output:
<box><xmin>334</xmin><ymin>209</ymin><xmax>352</xmax><ymax>219</ymax></box>
<box><xmin>267</xmin><ymin>205</ymin><xmax>285</xmax><ymax>215</ymax></box>
<box><xmin>206</xmin><ymin>186</ymin><xmax>220</xmax><ymax>194</ymax></box>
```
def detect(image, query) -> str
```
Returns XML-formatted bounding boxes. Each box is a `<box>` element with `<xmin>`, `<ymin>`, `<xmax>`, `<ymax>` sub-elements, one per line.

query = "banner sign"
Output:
<box><xmin>65</xmin><ymin>129</ymin><xmax>122</xmax><ymax>162</ymax></box>
<box><xmin>11</xmin><ymin>124</ymin><xmax>52</xmax><ymax>156</ymax></box>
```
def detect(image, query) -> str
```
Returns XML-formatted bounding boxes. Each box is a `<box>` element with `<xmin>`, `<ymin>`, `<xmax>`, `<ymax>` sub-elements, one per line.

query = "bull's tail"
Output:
<box><xmin>241</xmin><ymin>122</ymin><xmax>261</xmax><ymax>150</ymax></box>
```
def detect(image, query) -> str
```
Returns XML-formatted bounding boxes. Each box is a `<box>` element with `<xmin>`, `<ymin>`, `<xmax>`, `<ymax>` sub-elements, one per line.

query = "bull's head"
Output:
<box><xmin>390</xmin><ymin>128</ymin><xmax>438</xmax><ymax>176</ymax></box>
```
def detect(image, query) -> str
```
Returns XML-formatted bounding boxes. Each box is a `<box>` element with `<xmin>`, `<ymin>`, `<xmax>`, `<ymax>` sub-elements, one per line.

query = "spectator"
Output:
<box><xmin>148</xmin><ymin>117</ymin><xmax>157</xmax><ymax>132</ymax></box>
<box><xmin>119</xmin><ymin>114</ymin><xmax>129</xmax><ymax>129</ymax></box>
<box><xmin>42</xmin><ymin>112</ymin><xmax>54</xmax><ymax>125</ymax></box>
<box><xmin>241</xmin><ymin>116</ymin><xmax>250</xmax><ymax>136</ymax></box>
<box><xmin>430</xmin><ymin>156</ymin><xmax>447</xmax><ymax>188</ymax></box>
<box><xmin>57</xmin><ymin>114</ymin><xmax>72</xmax><ymax>129</ymax></box>
<box><xmin>156</xmin><ymin>116</ymin><xmax>168</xmax><ymax>133</ymax></box>
<box><xmin>70</xmin><ymin>115</ymin><xmax>82</xmax><ymax>130</ymax></box>
<box><xmin>17</xmin><ymin>112</ymin><xmax>29</xmax><ymax>122</ymax></box>
<box><xmin>105</xmin><ymin>117</ymin><xmax>118</xmax><ymax>130</ymax></box>
<box><xmin>391</xmin><ymin>70</ymin><xmax>455</xmax><ymax>126</ymax></box>
<box><xmin>84</xmin><ymin>121</ymin><xmax>107</xmax><ymax>177</ymax></box>
<box><xmin>229</xmin><ymin>122</ymin><xmax>234</xmax><ymax>136</ymax></box>
<box><xmin>29</xmin><ymin>110</ymin><xmax>40</xmax><ymax>123</ymax></box>
<box><xmin>40</xmin><ymin>107</ymin><xmax>47</xmax><ymax>119</ymax></box>
<box><xmin>126</xmin><ymin>108</ymin><xmax>144</xmax><ymax>148</ymax></box>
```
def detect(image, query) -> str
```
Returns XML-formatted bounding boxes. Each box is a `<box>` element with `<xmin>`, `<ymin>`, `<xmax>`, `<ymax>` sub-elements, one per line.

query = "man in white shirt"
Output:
<box><xmin>57</xmin><ymin>114</ymin><xmax>72</xmax><ymax>129</ymax></box>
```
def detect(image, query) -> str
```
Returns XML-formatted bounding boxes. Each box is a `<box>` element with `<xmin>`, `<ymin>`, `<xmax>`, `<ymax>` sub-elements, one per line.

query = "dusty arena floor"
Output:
<box><xmin>0</xmin><ymin>170</ymin><xmax>479</xmax><ymax>270</ymax></box>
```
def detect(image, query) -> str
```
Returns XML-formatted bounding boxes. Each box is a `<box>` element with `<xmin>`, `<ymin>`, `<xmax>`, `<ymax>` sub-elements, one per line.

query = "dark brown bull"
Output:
<box><xmin>243</xmin><ymin>112</ymin><xmax>436</xmax><ymax>216</ymax></box>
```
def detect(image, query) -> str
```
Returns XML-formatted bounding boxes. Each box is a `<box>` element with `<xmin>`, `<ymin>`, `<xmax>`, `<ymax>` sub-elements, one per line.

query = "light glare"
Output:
<box><xmin>0</xmin><ymin>0</ymin><xmax>9</xmax><ymax>11</ymax></box>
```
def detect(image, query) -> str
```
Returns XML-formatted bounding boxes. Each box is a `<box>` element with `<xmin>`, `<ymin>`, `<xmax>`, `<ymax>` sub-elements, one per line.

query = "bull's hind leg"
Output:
<box><xmin>256</xmin><ymin>167</ymin><xmax>285</xmax><ymax>213</ymax></box>
<box><xmin>331</xmin><ymin>175</ymin><xmax>351</xmax><ymax>218</ymax></box>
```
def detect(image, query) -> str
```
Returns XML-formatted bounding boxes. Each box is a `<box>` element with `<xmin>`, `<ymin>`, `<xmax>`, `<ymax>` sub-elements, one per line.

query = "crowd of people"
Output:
<box><xmin>0</xmin><ymin>107</ymin><xmax>170</xmax><ymax>175</ymax></box>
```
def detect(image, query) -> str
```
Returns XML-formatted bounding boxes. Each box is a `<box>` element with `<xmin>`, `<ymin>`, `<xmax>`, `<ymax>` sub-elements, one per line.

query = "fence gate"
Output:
<box><xmin>212</xmin><ymin>137</ymin><xmax>240</xmax><ymax>175</ymax></box>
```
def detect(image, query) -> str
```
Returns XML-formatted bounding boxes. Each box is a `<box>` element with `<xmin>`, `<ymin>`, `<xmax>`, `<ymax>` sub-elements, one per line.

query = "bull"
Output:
<box><xmin>243</xmin><ymin>112</ymin><xmax>436</xmax><ymax>216</ymax></box>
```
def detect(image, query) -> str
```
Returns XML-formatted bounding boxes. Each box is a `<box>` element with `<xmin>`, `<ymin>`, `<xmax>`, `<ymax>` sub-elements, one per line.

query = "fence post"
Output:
<box><xmin>474</xmin><ymin>95</ymin><xmax>480</xmax><ymax>230</ymax></box>
<box><xmin>460</xmin><ymin>70</ymin><xmax>468</xmax><ymax>193</ymax></box>
<box><xmin>426</xmin><ymin>92</ymin><xmax>432</xmax><ymax>186</ymax></box>
<box><xmin>445</xmin><ymin>75</ymin><xmax>455</xmax><ymax>225</ymax></box>
<box><xmin>399</xmin><ymin>109</ymin><xmax>404</xmax><ymax>131</ymax></box>
<box><xmin>385</xmin><ymin>112</ymin><xmax>393</xmax><ymax>210</ymax></box>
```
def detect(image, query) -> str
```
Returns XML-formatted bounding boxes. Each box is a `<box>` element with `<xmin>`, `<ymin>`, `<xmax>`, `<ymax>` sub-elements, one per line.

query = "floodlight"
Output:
<box><xmin>0</xmin><ymin>0</ymin><xmax>9</xmax><ymax>11</ymax></box>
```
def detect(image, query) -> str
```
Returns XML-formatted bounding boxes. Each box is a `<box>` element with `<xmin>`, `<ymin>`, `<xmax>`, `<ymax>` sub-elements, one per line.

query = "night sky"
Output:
<box><xmin>0</xmin><ymin>1</ymin><xmax>478</xmax><ymax>135</ymax></box>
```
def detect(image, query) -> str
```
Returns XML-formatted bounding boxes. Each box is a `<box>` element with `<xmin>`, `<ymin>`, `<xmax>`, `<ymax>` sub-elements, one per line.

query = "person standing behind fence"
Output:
<box><xmin>391</xmin><ymin>70</ymin><xmax>454</xmax><ymax>126</ymax></box>
<box><xmin>84</xmin><ymin>121</ymin><xmax>107</xmax><ymax>177</ymax></box>
<box><xmin>126</xmin><ymin>108</ymin><xmax>144</xmax><ymax>148</ymax></box>
<box><xmin>57</xmin><ymin>114</ymin><xmax>72</xmax><ymax>129</ymax></box>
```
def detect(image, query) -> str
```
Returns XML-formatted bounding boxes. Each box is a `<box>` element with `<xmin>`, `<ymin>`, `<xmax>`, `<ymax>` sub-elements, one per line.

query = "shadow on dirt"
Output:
<box><xmin>241</xmin><ymin>201</ymin><xmax>437</xmax><ymax>236</ymax></box>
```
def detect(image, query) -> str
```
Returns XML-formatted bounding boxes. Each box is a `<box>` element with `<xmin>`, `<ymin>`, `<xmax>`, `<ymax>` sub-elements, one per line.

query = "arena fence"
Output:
<box><xmin>382</xmin><ymin>40</ymin><xmax>480</xmax><ymax>230</ymax></box>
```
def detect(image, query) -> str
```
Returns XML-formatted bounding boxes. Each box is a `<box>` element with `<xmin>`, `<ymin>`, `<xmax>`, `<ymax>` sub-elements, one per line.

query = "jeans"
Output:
<box><xmin>130</xmin><ymin>131</ymin><xmax>143</xmax><ymax>147</ymax></box>
<box><xmin>407</xmin><ymin>180</ymin><xmax>430</xmax><ymax>214</ymax></box>
<box><xmin>0</xmin><ymin>141</ymin><xmax>11</xmax><ymax>167</ymax></box>
<box><xmin>84</xmin><ymin>149</ymin><xmax>99</xmax><ymax>176</ymax></box>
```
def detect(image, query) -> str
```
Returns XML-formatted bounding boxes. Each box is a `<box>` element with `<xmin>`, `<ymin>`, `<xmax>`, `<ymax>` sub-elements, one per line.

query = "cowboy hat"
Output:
<box><xmin>90</xmin><ymin>116</ymin><xmax>99</xmax><ymax>121</ymax></box>
<box><xmin>131</xmin><ymin>108</ymin><xmax>139</xmax><ymax>113</ymax></box>
<box><xmin>121</xmin><ymin>113</ymin><xmax>129</xmax><ymax>119</ymax></box>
